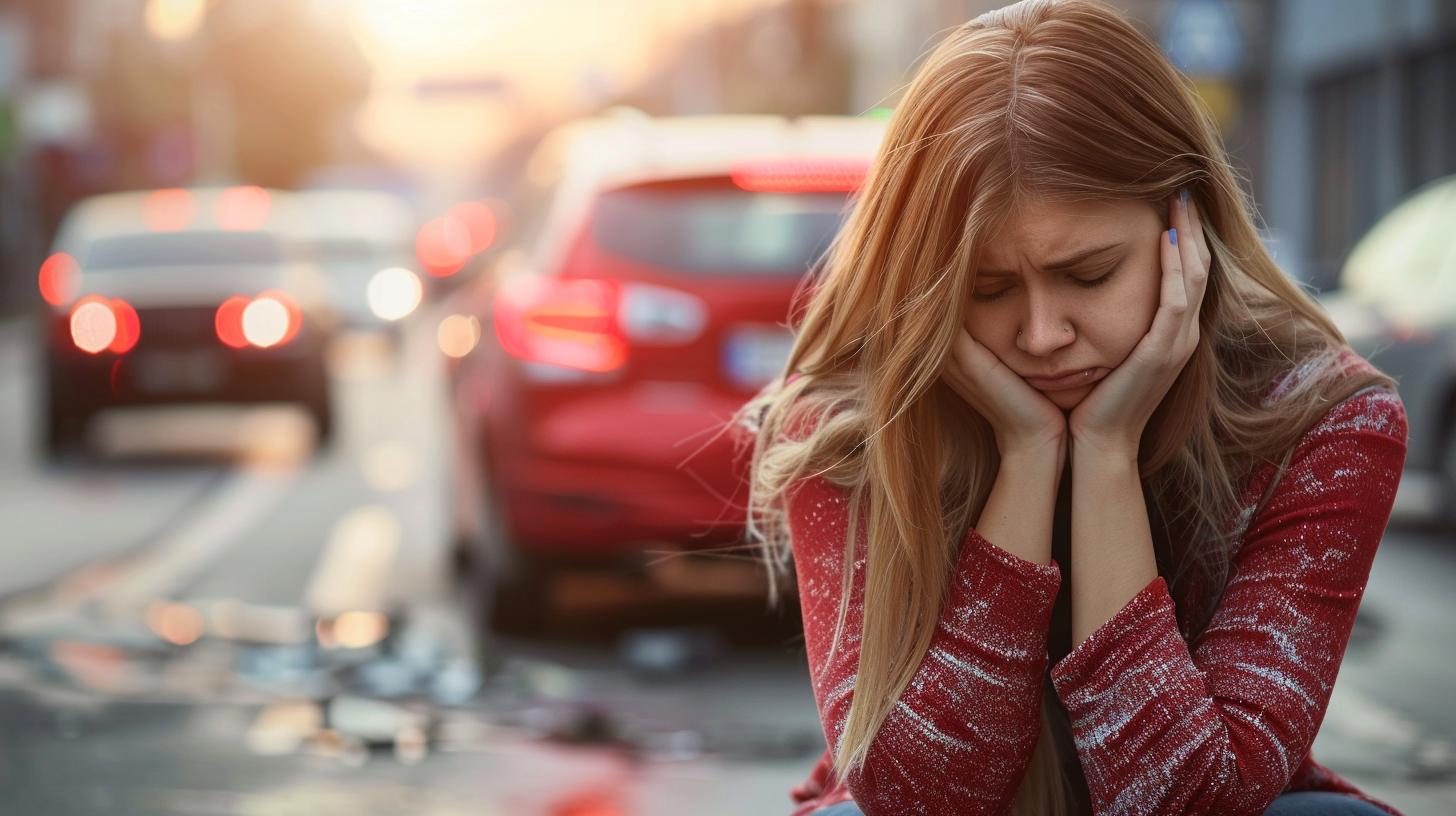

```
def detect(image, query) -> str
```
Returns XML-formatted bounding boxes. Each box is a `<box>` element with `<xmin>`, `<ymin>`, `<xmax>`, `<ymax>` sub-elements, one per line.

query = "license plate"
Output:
<box><xmin>131</xmin><ymin>349</ymin><xmax>227</xmax><ymax>393</ymax></box>
<box><xmin>723</xmin><ymin>326</ymin><xmax>794</xmax><ymax>389</ymax></box>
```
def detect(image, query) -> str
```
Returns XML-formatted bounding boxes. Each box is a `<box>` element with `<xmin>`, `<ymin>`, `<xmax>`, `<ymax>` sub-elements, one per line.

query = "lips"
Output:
<box><xmin>1024</xmin><ymin>367</ymin><xmax>1108</xmax><ymax>391</ymax></box>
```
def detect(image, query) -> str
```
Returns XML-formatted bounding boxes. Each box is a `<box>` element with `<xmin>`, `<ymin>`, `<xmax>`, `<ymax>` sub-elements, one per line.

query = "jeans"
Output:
<box><xmin>809</xmin><ymin>791</ymin><xmax>1391</xmax><ymax>815</ymax></box>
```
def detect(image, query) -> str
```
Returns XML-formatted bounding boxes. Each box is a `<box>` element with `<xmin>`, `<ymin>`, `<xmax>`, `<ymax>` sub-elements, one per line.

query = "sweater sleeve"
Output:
<box><xmin>788</xmin><ymin>473</ymin><xmax>1063</xmax><ymax>815</ymax></box>
<box><xmin>1048</xmin><ymin>385</ymin><xmax>1409</xmax><ymax>816</ymax></box>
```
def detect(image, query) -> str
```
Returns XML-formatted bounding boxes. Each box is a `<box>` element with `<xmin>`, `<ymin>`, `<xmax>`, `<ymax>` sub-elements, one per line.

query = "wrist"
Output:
<box><xmin>1071</xmin><ymin>435</ymin><xmax>1139</xmax><ymax>473</ymax></box>
<box><xmin>1000</xmin><ymin>431</ymin><xmax>1066</xmax><ymax>463</ymax></box>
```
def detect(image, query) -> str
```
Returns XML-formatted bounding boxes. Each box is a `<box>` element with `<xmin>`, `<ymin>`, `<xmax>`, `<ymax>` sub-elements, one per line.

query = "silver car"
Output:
<box><xmin>1319</xmin><ymin>173</ymin><xmax>1456</xmax><ymax>528</ymax></box>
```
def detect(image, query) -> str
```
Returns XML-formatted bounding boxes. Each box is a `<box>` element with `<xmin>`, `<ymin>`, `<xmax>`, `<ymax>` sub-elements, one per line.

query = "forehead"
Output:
<box><xmin>977</xmin><ymin>196</ymin><xmax>1152</xmax><ymax>267</ymax></box>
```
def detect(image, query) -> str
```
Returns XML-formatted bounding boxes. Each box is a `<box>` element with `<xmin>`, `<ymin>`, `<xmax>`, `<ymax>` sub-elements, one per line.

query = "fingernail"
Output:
<box><xmin>1169</xmin><ymin>228</ymin><xmax>1178</xmax><ymax>245</ymax></box>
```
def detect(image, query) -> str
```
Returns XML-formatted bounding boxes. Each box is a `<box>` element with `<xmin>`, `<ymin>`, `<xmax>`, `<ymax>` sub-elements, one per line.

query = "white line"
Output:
<box><xmin>99</xmin><ymin>463</ymin><xmax>300</xmax><ymax>614</ymax></box>
<box><xmin>0</xmin><ymin>461</ymin><xmax>300</xmax><ymax>637</ymax></box>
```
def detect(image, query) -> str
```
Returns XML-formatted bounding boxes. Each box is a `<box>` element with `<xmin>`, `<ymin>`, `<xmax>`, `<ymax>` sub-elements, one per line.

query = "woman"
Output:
<box><xmin>735</xmin><ymin>1</ymin><xmax>1409</xmax><ymax>814</ymax></box>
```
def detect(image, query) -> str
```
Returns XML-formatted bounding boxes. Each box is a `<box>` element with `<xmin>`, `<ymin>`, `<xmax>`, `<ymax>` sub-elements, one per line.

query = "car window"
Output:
<box><xmin>305</xmin><ymin>239</ymin><xmax>386</xmax><ymax>264</ymax></box>
<box><xmin>589</xmin><ymin>183</ymin><xmax>850</xmax><ymax>276</ymax></box>
<box><xmin>83</xmin><ymin>232</ymin><xmax>289</xmax><ymax>269</ymax></box>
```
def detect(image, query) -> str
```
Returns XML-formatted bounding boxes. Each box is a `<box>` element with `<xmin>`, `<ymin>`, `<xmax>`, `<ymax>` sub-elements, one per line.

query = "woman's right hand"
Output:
<box><xmin>944</xmin><ymin>328</ymin><xmax>1068</xmax><ymax>459</ymax></box>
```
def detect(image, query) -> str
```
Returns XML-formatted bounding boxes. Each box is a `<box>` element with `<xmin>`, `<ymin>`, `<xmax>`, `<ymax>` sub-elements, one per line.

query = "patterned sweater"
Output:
<box><xmin>785</xmin><ymin>354</ymin><xmax>1409</xmax><ymax>816</ymax></box>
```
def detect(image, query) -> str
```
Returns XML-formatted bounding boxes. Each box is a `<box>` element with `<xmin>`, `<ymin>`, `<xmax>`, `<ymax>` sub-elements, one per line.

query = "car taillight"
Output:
<box><xmin>39</xmin><ymin>252</ymin><xmax>80</xmax><ymax>306</ymax></box>
<box><xmin>492</xmin><ymin>277</ymin><xmax>710</xmax><ymax>374</ymax></box>
<box><xmin>215</xmin><ymin>290</ymin><xmax>302</xmax><ymax>349</ymax></box>
<box><xmin>493</xmin><ymin>277</ymin><xmax>627</xmax><ymax>373</ymax></box>
<box><xmin>69</xmin><ymin>295</ymin><xmax>140</xmax><ymax>355</ymax></box>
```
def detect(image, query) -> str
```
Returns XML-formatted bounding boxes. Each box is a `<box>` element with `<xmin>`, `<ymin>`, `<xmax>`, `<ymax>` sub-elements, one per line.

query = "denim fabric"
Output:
<box><xmin>808</xmin><ymin>803</ymin><xmax>863</xmax><ymax>816</ymax></box>
<box><xmin>808</xmin><ymin>792</ymin><xmax>1391</xmax><ymax>816</ymax></box>
<box><xmin>1262</xmin><ymin>792</ymin><xmax>1393</xmax><ymax>815</ymax></box>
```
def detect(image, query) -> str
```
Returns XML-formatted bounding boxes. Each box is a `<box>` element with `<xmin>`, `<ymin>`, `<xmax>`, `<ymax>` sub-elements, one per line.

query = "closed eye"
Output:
<box><xmin>971</xmin><ymin>265</ymin><xmax>1119</xmax><ymax>303</ymax></box>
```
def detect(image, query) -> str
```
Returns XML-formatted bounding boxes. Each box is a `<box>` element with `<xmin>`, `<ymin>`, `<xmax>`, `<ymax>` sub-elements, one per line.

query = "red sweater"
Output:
<box><xmin>785</xmin><ymin>356</ymin><xmax>1409</xmax><ymax>816</ymax></box>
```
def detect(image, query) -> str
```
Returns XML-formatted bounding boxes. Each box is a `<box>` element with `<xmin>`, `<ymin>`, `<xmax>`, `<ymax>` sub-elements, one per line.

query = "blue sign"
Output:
<box><xmin>1161</xmin><ymin>0</ymin><xmax>1245</xmax><ymax>76</ymax></box>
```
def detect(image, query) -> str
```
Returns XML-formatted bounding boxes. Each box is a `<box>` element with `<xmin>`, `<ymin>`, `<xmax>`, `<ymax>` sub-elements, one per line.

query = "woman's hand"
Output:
<box><xmin>1068</xmin><ymin>190</ymin><xmax>1212</xmax><ymax>456</ymax></box>
<box><xmin>945</xmin><ymin>326</ymin><xmax>1068</xmax><ymax>459</ymax></box>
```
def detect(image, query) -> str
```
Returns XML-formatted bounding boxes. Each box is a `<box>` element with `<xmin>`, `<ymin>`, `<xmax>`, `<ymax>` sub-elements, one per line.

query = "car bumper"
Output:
<box><xmin>49</xmin><ymin>342</ymin><xmax>326</xmax><ymax>409</ymax></box>
<box><xmin>482</xmin><ymin>386</ymin><xmax>753</xmax><ymax>559</ymax></box>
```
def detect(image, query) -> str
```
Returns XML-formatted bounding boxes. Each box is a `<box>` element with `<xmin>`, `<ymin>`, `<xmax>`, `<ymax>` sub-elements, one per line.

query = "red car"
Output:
<box><xmin>444</xmin><ymin>113</ymin><xmax>886</xmax><ymax>629</ymax></box>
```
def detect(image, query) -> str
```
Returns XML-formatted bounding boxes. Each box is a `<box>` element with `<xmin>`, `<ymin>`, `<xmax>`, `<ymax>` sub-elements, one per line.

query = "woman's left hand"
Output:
<box><xmin>1068</xmin><ymin>190</ymin><xmax>1212</xmax><ymax>456</ymax></box>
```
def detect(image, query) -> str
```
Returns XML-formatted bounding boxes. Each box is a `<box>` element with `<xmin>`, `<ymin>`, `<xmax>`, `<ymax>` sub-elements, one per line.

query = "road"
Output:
<box><xmin>0</xmin><ymin>311</ymin><xmax>1452</xmax><ymax>814</ymax></box>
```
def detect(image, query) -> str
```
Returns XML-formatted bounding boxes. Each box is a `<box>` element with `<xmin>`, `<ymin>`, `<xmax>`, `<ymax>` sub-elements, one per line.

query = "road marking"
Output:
<box><xmin>305</xmin><ymin>505</ymin><xmax>401</xmax><ymax>617</ymax></box>
<box><xmin>0</xmin><ymin>462</ymin><xmax>300</xmax><ymax>638</ymax></box>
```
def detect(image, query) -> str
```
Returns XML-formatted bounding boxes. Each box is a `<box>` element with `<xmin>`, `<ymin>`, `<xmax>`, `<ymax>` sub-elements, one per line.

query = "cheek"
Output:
<box><xmin>1111</xmin><ymin>266</ymin><xmax>1161</xmax><ymax>342</ymax></box>
<box><xmin>964</xmin><ymin>309</ymin><xmax>1010</xmax><ymax>354</ymax></box>
<box><xmin>1075</xmin><ymin>273</ymin><xmax>1157</xmax><ymax>364</ymax></box>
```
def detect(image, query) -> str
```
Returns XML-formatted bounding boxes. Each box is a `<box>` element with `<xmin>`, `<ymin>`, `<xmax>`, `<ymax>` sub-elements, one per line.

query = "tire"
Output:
<box><xmin>43</xmin><ymin>404</ymin><xmax>87</xmax><ymax>461</ymax></box>
<box><xmin>41</xmin><ymin>370</ymin><xmax>87</xmax><ymax>462</ymax></box>
<box><xmin>470</xmin><ymin>489</ymin><xmax>550</xmax><ymax>640</ymax></box>
<box><xmin>304</xmin><ymin>354</ymin><xmax>334</xmax><ymax>450</ymax></box>
<box><xmin>484</xmin><ymin>551</ymin><xmax>551</xmax><ymax>639</ymax></box>
<box><xmin>311</xmin><ymin>396</ymin><xmax>334</xmax><ymax>449</ymax></box>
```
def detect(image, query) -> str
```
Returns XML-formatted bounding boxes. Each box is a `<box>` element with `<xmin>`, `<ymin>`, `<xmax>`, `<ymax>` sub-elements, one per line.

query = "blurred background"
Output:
<box><xmin>0</xmin><ymin>0</ymin><xmax>1454</xmax><ymax>813</ymax></box>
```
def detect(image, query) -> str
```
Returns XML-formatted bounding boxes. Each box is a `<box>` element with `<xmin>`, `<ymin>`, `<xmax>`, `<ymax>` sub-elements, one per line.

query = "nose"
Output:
<box><xmin>1015</xmin><ymin>290</ymin><xmax>1075</xmax><ymax>357</ymax></box>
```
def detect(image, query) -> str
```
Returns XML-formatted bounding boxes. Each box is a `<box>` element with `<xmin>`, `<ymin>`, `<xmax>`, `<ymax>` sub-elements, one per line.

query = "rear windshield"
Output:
<box><xmin>83</xmin><ymin>232</ymin><xmax>289</xmax><ymax>269</ymax></box>
<box><xmin>304</xmin><ymin>238</ymin><xmax>412</xmax><ymax>266</ymax></box>
<box><xmin>590</xmin><ymin>183</ymin><xmax>850</xmax><ymax>276</ymax></box>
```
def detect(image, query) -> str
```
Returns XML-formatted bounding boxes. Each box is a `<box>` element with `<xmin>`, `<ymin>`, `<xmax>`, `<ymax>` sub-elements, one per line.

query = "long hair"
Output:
<box><xmin>734</xmin><ymin>1</ymin><xmax>1396</xmax><ymax>813</ymax></box>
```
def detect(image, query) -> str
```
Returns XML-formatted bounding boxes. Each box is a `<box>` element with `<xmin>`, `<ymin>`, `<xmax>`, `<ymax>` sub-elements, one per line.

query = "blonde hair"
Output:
<box><xmin>734</xmin><ymin>0</ymin><xmax>1395</xmax><ymax>812</ymax></box>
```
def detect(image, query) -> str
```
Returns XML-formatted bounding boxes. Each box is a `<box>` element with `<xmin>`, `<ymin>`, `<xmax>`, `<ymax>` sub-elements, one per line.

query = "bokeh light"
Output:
<box><xmin>70</xmin><ymin>297</ymin><xmax>118</xmax><ymax>354</ymax></box>
<box><xmin>147</xmin><ymin>601</ymin><xmax>205</xmax><ymax>646</ymax></box>
<box><xmin>328</xmin><ymin>611</ymin><xmax>390</xmax><ymax>650</ymax></box>
<box><xmin>366</xmin><ymin>267</ymin><xmax>423</xmax><ymax>321</ymax></box>
<box><xmin>448</xmin><ymin>201</ymin><xmax>498</xmax><ymax>255</ymax></box>
<box><xmin>143</xmin><ymin>188</ymin><xmax>196</xmax><ymax>232</ymax></box>
<box><xmin>241</xmin><ymin>296</ymin><xmax>291</xmax><ymax>348</ymax></box>
<box><xmin>38</xmin><ymin>252</ymin><xmax>80</xmax><ymax>307</ymax></box>
<box><xmin>215</xmin><ymin>295</ymin><xmax>251</xmax><ymax>349</ymax></box>
<box><xmin>215</xmin><ymin>185</ymin><xmax>272</xmax><ymax>231</ymax></box>
<box><xmin>437</xmin><ymin>313</ymin><xmax>480</xmax><ymax>358</ymax></box>
<box><xmin>415</xmin><ymin>215</ymin><xmax>473</xmax><ymax>277</ymax></box>
<box><xmin>107</xmin><ymin>298</ymin><xmax>141</xmax><ymax>354</ymax></box>
<box><xmin>145</xmin><ymin>0</ymin><xmax>206</xmax><ymax>43</ymax></box>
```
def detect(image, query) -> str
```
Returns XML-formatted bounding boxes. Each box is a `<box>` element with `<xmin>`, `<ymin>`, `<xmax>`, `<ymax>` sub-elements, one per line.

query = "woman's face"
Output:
<box><xmin>965</xmin><ymin>196</ymin><xmax>1165</xmax><ymax>412</ymax></box>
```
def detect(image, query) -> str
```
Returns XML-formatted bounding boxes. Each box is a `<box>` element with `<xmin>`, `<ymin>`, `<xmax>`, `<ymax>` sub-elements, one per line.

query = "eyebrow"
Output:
<box><xmin>977</xmin><ymin>241</ymin><xmax>1126</xmax><ymax>279</ymax></box>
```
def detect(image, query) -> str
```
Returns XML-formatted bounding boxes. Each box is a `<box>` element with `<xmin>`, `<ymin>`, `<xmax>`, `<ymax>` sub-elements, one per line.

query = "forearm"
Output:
<box><xmin>975</xmin><ymin>439</ymin><xmax>1064</xmax><ymax>568</ymax></box>
<box><xmin>1069</xmin><ymin>442</ymin><xmax>1158</xmax><ymax>648</ymax></box>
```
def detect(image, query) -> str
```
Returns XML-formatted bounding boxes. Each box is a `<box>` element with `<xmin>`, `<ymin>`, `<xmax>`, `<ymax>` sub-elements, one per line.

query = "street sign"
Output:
<box><xmin>1161</xmin><ymin>0</ymin><xmax>1245</xmax><ymax>77</ymax></box>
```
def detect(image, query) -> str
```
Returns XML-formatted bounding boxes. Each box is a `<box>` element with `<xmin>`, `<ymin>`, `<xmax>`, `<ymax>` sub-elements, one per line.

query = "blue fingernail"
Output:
<box><xmin>1169</xmin><ymin>228</ymin><xmax>1178</xmax><ymax>245</ymax></box>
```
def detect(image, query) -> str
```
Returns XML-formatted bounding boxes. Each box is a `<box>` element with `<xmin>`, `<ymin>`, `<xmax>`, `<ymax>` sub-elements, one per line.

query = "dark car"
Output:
<box><xmin>39</xmin><ymin>187</ymin><xmax>338</xmax><ymax>458</ymax></box>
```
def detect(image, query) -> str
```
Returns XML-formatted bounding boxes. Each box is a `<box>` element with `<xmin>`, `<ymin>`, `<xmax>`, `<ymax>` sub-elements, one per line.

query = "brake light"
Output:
<box><xmin>730</xmin><ymin>158</ymin><xmax>869</xmax><ymax>193</ymax></box>
<box><xmin>143</xmin><ymin>188</ymin><xmax>196</xmax><ymax>232</ymax></box>
<box><xmin>1388</xmin><ymin>318</ymin><xmax>1434</xmax><ymax>345</ymax></box>
<box><xmin>39</xmin><ymin>252</ymin><xmax>80</xmax><ymax>306</ymax></box>
<box><xmin>215</xmin><ymin>185</ymin><xmax>271</xmax><ymax>231</ymax></box>
<box><xmin>69</xmin><ymin>295</ymin><xmax>140</xmax><ymax>354</ymax></box>
<box><xmin>416</xmin><ymin>215</ymin><xmax>472</xmax><ymax>278</ymax></box>
<box><xmin>214</xmin><ymin>290</ymin><xmax>302</xmax><ymax>349</ymax></box>
<box><xmin>215</xmin><ymin>296</ymin><xmax>250</xmax><ymax>349</ymax></box>
<box><xmin>493</xmin><ymin>277</ymin><xmax>627</xmax><ymax>373</ymax></box>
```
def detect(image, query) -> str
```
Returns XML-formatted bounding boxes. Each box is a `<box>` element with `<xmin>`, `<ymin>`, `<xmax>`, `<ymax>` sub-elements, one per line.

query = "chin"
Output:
<box><xmin>1046</xmin><ymin>385</ymin><xmax>1093</xmax><ymax>411</ymax></box>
